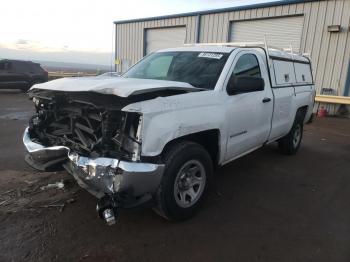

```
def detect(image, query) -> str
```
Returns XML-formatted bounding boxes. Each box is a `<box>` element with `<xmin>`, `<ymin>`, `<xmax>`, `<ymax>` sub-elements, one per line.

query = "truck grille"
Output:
<box><xmin>29</xmin><ymin>92</ymin><xmax>140</xmax><ymax>160</ymax></box>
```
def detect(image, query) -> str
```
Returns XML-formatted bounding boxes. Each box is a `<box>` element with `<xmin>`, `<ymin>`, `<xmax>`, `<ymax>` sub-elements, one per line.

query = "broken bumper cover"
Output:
<box><xmin>23</xmin><ymin>127</ymin><xmax>164</xmax><ymax>198</ymax></box>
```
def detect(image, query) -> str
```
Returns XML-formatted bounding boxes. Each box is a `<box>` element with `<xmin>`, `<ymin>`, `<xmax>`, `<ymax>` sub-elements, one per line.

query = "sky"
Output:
<box><xmin>0</xmin><ymin>0</ymin><xmax>275</xmax><ymax>65</ymax></box>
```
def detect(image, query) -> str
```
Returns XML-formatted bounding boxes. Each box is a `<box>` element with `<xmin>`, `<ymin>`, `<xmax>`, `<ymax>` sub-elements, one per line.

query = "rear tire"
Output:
<box><xmin>278</xmin><ymin>111</ymin><xmax>304</xmax><ymax>155</ymax></box>
<box><xmin>20</xmin><ymin>87</ymin><xmax>30</xmax><ymax>92</ymax></box>
<box><xmin>24</xmin><ymin>80</ymin><xmax>41</xmax><ymax>92</ymax></box>
<box><xmin>21</xmin><ymin>81</ymin><xmax>36</xmax><ymax>92</ymax></box>
<box><xmin>154</xmin><ymin>141</ymin><xmax>213</xmax><ymax>221</ymax></box>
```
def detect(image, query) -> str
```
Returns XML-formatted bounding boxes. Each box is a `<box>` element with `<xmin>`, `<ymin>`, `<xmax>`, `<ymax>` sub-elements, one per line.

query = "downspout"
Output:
<box><xmin>195</xmin><ymin>14</ymin><xmax>201</xmax><ymax>43</ymax></box>
<box><xmin>114</xmin><ymin>24</ymin><xmax>118</xmax><ymax>73</ymax></box>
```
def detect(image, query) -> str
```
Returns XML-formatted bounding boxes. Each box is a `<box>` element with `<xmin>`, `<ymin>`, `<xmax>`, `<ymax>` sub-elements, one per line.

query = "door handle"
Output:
<box><xmin>262</xmin><ymin>97</ymin><xmax>271</xmax><ymax>103</ymax></box>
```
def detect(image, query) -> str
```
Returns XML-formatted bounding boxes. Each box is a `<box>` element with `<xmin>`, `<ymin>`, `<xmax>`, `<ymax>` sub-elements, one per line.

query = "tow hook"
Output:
<box><xmin>96</xmin><ymin>194</ymin><xmax>120</xmax><ymax>226</ymax></box>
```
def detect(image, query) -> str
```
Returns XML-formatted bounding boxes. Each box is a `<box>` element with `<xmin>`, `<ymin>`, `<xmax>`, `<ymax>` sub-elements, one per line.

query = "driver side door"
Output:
<box><xmin>224</xmin><ymin>51</ymin><xmax>273</xmax><ymax>163</ymax></box>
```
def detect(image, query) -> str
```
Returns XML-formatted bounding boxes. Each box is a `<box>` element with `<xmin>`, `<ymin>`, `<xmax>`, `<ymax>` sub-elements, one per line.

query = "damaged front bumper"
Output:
<box><xmin>23</xmin><ymin>127</ymin><xmax>164</xmax><ymax>200</ymax></box>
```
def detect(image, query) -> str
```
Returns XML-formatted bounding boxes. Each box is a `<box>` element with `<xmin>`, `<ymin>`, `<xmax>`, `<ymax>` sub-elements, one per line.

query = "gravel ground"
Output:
<box><xmin>0</xmin><ymin>90</ymin><xmax>350</xmax><ymax>262</ymax></box>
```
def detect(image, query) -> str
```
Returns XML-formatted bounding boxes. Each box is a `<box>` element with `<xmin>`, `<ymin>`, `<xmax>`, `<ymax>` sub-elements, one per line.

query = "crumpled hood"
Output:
<box><xmin>30</xmin><ymin>76</ymin><xmax>199</xmax><ymax>97</ymax></box>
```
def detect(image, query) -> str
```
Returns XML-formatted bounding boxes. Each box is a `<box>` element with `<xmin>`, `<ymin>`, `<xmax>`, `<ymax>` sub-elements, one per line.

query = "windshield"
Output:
<box><xmin>123</xmin><ymin>51</ymin><xmax>229</xmax><ymax>90</ymax></box>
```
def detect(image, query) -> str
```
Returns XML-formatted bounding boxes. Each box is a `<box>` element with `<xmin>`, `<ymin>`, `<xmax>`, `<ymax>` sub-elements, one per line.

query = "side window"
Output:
<box><xmin>0</xmin><ymin>62</ymin><xmax>11</xmax><ymax>71</ymax></box>
<box><xmin>145</xmin><ymin>55</ymin><xmax>173</xmax><ymax>79</ymax></box>
<box><xmin>233</xmin><ymin>54</ymin><xmax>261</xmax><ymax>77</ymax></box>
<box><xmin>14</xmin><ymin>62</ymin><xmax>29</xmax><ymax>73</ymax></box>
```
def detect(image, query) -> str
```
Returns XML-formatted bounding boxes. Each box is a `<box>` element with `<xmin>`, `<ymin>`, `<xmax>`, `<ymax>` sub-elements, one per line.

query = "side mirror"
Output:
<box><xmin>226</xmin><ymin>76</ymin><xmax>265</xmax><ymax>95</ymax></box>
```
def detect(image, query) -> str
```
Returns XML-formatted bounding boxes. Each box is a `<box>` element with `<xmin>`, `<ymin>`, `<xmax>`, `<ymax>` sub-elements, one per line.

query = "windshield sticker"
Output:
<box><xmin>198</xmin><ymin>53</ymin><xmax>224</xmax><ymax>59</ymax></box>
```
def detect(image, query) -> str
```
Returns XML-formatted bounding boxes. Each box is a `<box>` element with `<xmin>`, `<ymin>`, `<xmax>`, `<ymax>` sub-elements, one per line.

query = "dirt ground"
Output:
<box><xmin>0</xmin><ymin>90</ymin><xmax>350</xmax><ymax>262</ymax></box>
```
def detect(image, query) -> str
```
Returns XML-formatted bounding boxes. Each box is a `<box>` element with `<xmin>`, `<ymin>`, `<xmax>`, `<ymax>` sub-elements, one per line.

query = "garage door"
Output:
<box><xmin>230</xmin><ymin>16</ymin><xmax>304</xmax><ymax>52</ymax></box>
<box><xmin>145</xmin><ymin>26</ymin><xmax>186</xmax><ymax>55</ymax></box>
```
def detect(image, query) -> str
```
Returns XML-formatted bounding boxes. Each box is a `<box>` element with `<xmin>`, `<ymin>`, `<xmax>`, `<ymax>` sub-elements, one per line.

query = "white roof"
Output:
<box><xmin>268</xmin><ymin>49</ymin><xmax>309</xmax><ymax>63</ymax></box>
<box><xmin>157</xmin><ymin>46</ymin><xmax>235</xmax><ymax>53</ymax></box>
<box><xmin>156</xmin><ymin>43</ymin><xmax>309</xmax><ymax>63</ymax></box>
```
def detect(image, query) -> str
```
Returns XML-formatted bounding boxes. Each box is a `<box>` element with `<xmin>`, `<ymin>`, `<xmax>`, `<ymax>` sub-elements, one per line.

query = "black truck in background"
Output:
<box><xmin>0</xmin><ymin>59</ymin><xmax>48</xmax><ymax>91</ymax></box>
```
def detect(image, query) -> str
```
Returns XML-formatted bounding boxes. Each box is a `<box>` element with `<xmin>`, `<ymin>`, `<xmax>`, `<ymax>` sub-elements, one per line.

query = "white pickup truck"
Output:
<box><xmin>23</xmin><ymin>44</ymin><xmax>315</xmax><ymax>225</ymax></box>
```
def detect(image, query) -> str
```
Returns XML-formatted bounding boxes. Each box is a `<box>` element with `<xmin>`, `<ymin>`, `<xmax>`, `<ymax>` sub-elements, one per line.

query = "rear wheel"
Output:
<box><xmin>21</xmin><ymin>81</ymin><xmax>35</xmax><ymax>92</ymax></box>
<box><xmin>154</xmin><ymin>141</ymin><xmax>213</xmax><ymax>221</ymax></box>
<box><xmin>278</xmin><ymin>111</ymin><xmax>304</xmax><ymax>155</ymax></box>
<box><xmin>20</xmin><ymin>86</ymin><xmax>30</xmax><ymax>92</ymax></box>
<box><xmin>23</xmin><ymin>80</ymin><xmax>42</xmax><ymax>92</ymax></box>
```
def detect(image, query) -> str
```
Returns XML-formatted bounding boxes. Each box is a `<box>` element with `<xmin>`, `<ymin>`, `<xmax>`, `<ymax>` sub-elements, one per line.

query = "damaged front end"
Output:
<box><xmin>23</xmin><ymin>90</ymin><xmax>164</xmax><ymax>224</ymax></box>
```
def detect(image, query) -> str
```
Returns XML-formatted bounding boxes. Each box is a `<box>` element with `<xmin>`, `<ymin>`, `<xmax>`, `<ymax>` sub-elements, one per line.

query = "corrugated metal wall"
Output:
<box><xmin>115</xmin><ymin>16</ymin><xmax>197</xmax><ymax>72</ymax></box>
<box><xmin>145</xmin><ymin>26</ymin><xmax>187</xmax><ymax>54</ymax></box>
<box><xmin>115</xmin><ymin>0</ymin><xmax>350</xmax><ymax>97</ymax></box>
<box><xmin>229</xmin><ymin>16</ymin><xmax>305</xmax><ymax>52</ymax></box>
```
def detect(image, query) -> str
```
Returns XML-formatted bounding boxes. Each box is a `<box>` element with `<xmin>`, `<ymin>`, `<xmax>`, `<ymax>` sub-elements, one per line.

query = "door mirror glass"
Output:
<box><xmin>227</xmin><ymin>76</ymin><xmax>265</xmax><ymax>95</ymax></box>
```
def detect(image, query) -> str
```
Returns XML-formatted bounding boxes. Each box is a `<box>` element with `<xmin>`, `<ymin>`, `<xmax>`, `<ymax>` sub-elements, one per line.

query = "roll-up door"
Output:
<box><xmin>145</xmin><ymin>26</ymin><xmax>186</xmax><ymax>55</ymax></box>
<box><xmin>230</xmin><ymin>16</ymin><xmax>304</xmax><ymax>52</ymax></box>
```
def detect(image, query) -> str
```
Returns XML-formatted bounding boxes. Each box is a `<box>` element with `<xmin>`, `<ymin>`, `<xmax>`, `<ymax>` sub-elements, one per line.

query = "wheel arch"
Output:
<box><xmin>296</xmin><ymin>105</ymin><xmax>308</xmax><ymax>121</ymax></box>
<box><xmin>160</xmin><ymin>129</ymin><xmax>221</xmax><ymax>168</ymax></box>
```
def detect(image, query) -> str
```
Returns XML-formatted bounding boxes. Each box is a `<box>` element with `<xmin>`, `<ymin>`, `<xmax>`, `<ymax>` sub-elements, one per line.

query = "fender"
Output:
<box><xmin>122</xmin><ymin>90</ymin><xmax>228</xmax><ymax>159</ymax></box>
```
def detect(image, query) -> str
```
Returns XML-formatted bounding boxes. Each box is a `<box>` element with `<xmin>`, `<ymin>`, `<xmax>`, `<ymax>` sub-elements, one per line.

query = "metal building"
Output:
<box><xmin>114</xmin><ymin>0</ymin><xmax>350</xmax><ymax>98</ymax></box>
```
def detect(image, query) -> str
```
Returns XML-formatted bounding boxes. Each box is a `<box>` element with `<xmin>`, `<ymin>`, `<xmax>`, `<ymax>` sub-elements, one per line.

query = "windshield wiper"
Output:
<box><xmin>187</xmin><ymin>82</ymin><xmax>207</xmax><ymax>90</ymax></box>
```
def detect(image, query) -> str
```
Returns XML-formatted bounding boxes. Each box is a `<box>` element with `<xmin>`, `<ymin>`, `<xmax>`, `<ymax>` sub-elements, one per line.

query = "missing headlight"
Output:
<box><xmin>28</xmin><ymin>91</ymin><xmax>143</xmax><ymax>161</ymax></box>
<box><xmin>112</xmin><ymin>113</ymin><xmax>142</xmax><ymax>161</ymax></box>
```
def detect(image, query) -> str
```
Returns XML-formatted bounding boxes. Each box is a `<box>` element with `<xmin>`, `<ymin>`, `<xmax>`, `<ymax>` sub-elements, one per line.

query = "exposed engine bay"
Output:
<box><xmin>28</xmin><ymin>90</ymin><xmax>143</xmax><ymax>161</ymax></box>
<box><xmin>23</xmin><ymin>78</ymin><xmax>204</xmax><ymax>225</ymax></box>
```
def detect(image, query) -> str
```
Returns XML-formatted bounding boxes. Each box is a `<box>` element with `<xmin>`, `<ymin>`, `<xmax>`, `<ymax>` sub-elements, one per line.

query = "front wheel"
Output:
<box><xmin>278</xmin><ymin>111</ymin><xmax>304</xmax><ymax>155</ymax></box>
<box><xmin>154</xmin><ymin>141</ymin><xmax>213</xmax><ymax>221</ymax></box>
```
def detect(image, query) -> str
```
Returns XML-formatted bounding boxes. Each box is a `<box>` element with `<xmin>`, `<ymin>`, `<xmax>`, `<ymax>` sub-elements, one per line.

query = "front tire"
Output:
<box><xmin>154</xmin><ymin>141</ymin><xmax>213</xmax><ymax>221</ymax></box>
<box><xmin>278</xmin><ymin>111</ymin><xmax>304</xmax><ymax>155</ymax></box>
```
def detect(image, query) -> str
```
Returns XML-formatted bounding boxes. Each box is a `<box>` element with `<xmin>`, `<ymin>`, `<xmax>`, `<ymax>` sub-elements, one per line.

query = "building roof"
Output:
<box><xmin>114</xmin><ymin>0</ymin><xmax>318</xmax><ymax>25</ymax></box>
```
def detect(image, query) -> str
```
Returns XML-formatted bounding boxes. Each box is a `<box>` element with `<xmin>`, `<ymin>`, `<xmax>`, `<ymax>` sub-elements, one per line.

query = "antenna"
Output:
<box><xmin>264</xmin><ymin>35</ymin><xmax>272</xmax><ymax>70</ymax></box>
<box><xmin>289</xmin><ymin>43</ymin><xmax>294</xmax><ymax>57</ymax></box>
